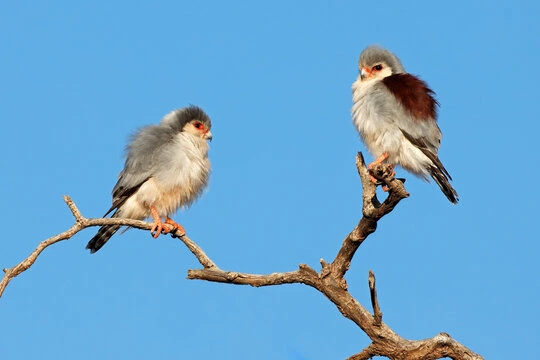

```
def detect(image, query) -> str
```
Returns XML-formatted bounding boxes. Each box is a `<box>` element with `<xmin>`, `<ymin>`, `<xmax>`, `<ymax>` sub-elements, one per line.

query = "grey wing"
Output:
<box><xmin>400</xmin><ymin>130</ymin><xmax>451</xmax><ymax>180</ymax></box>
<box><xmin>103</xmin><ymin>170</ymin><xmax>150</xmax><ymax>217</ymax></box>
<box><xmin>402</xmin><ymin>129</ymin><xmax>458</xmax><ymax>203</ymax></box>
<box><xmin>104</xmin><ymin>125</ymin><xmax>173</xmax><ymax>216</ymax></box>
<box><xmin>398</xmin><ymin>116</ymin><xmax>442</xmax><ymax>155</ymax></box>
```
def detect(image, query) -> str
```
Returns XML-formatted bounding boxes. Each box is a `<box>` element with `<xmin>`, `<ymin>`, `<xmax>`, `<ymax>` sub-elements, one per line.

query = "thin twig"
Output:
<box><xmin>0</xmin><ymin>195</ymin><xmax>202</xmax><ymax>298</ymax></box>
<box><xmin>369</xmin><ymin>270</ymin><xmax>382</xmax><ymax>326</ymax></box>
<box><xmin>346</xmin><ymin>344</ymin><xmax>377</xmax><ymax>360</ymax></box>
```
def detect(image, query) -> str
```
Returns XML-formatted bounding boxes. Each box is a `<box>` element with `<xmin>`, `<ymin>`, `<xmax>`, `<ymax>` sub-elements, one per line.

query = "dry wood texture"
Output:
<box><xmin>0</xmin><ymin>153</ymin><xmax>483</xmax><ymax>360</ymax></box>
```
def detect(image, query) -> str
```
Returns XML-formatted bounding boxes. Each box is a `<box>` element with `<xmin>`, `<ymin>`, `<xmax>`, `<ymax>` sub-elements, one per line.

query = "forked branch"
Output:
<box><xmin>0</xmin><ymin>153</ymin><xmax>483</xmax><ymax>360</ymax></box>
<box><xmin>0</xmin><ymin>196</ymin><xmax>214</xmax><ymax>298</ymax></box>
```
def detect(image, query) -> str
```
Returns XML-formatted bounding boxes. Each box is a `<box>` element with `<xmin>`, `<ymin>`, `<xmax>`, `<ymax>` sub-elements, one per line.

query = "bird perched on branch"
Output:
<box><xmin>351</xmin><ymin>45</ymin><xmax>458</xmax><ymax>203</ymax></box>
<box><xmin>86</xmin><ymin>105</ymin><xmax>213</xmax><ymax>253</ymax></box>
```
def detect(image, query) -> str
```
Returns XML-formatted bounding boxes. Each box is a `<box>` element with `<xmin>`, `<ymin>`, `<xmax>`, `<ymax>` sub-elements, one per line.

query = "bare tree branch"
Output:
<box><xmin>184</xmin><ymin>153</ymin><xmax>482</xmax><ymax>360</ymax></box>
<box><xmin>330</xmin><ymin>153</ymin><xmax>409</xmax><ymax>280</ymax></box>
<box><xmin>346</xmin><ymin>344</ymin><xmax>378</xmax><ymax>360</ymax></box>
<box><xmin>188</xmin><ymin>264</ymin><xmax>319</xmax><ymax>287</ymax></box>
<box><xmin>0</xmin><ymin>195</ymin><xmax>211</xmax><ymax>298</ymax></box>
<box><xmin>0</xmin><ymin>153</ymin><xmax>483</xmax><ymax>360</ymax></box>
<box><xmin>368</xmin><ymin>270</ymin><xmax>382</xmax><ymax>327</ymax></box>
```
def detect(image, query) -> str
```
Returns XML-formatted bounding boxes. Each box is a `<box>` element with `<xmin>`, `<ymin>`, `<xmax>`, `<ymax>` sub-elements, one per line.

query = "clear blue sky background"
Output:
<box><xmin>1</xmin><ymin>1</ymin><xmax>538</xmax><ymax>359</ymax></box>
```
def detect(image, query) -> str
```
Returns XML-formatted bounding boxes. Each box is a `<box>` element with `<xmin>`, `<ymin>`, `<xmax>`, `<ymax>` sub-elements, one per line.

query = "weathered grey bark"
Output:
<box><xmin>0</xmin><ymin>153</ymin><xmax>483</xmax><ymax>360</ymax></box>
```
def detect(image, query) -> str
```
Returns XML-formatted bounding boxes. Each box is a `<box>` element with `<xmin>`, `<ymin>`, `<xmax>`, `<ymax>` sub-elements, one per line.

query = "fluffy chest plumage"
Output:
<box><xmin>129</xmin><ymin>133</ymin><xmax>211</xmax><ymax>218</ymax></box>
<box><xmin>159</xmin><ymin>133</ymin><xmax>210</xmax><ymax>191</ymax></box>
<box><xmin>351</xmin><ymin>77</ymin><xmax>405</xmax><ymax>157</ymax></box>
<box><xmin>351</xmin><ymin>77</ymin><xmax>377</xmax><ymax>134</ymax></box>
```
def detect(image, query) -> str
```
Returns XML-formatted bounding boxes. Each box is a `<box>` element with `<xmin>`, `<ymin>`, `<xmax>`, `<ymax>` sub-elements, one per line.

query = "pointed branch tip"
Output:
<box><xmin>63</xmin><ymin>195</ymin><xmax>83</xmax><ymax>220</ymax></box>
<box><xmin>368</xmin><ymin>270</ymin><xmax>382</xmax><ymax>326</ymax></box>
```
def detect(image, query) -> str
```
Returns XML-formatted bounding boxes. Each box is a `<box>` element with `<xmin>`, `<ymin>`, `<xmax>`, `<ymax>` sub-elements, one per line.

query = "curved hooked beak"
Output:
<box><xmin>360</xmin><ymin>66</ymin><xmax>372</xmax><ymax>80</ymax></box>
<box><xmin>204</xmin><ymin>130</ymin><xmax>213</xmax><ymax>142</ymax></box>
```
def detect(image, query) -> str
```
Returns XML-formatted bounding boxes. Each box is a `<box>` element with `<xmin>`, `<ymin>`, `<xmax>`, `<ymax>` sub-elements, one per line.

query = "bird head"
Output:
<box><xmin>184</xmin><ymin>119</ymin><xmax>213</xmax><ymax>141</ymax></box>
<box><xmin>162</xmin><ymin>105</ymin><xmax>213</xmax><ymax>141</ymax></box>
<box><xmin>358</xmin><ymin>45</ymin><xmax>406</xmax><ymax>81</ymax></box>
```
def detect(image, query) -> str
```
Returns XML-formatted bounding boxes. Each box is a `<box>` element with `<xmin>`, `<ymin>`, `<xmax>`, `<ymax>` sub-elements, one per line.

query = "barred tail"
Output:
<box><xmin>400</xmin><ymin>129</ymin><xmax>459</xmax><ymax>204</ymax></box>
<box><xmin>428</xmin><ymin>165</ymin><xmax>459</xmax><ymax>204</ymax></box>
<box><xmin>86</xmin><ymin>225</ymin><xmax>121</xmax><ymax>254</ymax></box>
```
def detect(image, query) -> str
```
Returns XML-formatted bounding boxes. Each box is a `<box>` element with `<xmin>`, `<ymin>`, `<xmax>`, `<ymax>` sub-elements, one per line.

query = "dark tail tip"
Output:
<box><xmin>86</xmin><ymin>225</ymin><xmax>121</xmax><ymax>253</ymax></box>
<box><xmin>428</xmin><ymin>166</ymin><xmax>459</xmax><ymax>204</ymax></box>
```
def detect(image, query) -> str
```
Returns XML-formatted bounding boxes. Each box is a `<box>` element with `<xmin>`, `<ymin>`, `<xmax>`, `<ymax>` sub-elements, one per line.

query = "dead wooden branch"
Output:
<box><xmin>369</xmin><ymin>270</ymin><xmax>382</xmax><ymax>326</ymax></box>
<box><xmin>0</xmin><ymin>153</ymin><xmax>483</xmax><ymax>360</ymax></box>
<box><xmin>184</xmin><ymin>153</ymin><xmax>482</xmax><ymax>360</ymax></box>
<box><xmin>0</xmin><ymin>195</ymin><xmax>211</xmax><ymax>298</ymax></box>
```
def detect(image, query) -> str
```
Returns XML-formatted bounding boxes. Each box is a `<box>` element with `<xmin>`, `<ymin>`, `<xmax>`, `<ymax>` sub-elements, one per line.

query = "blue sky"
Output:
<box><xmin>1</xmin><ymin>1</ymin><xmax>539</xmax><ymax>359</ymax></box>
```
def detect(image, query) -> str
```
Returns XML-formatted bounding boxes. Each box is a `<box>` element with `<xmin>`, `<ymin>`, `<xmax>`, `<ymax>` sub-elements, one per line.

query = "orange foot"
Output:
<box><xmin>368</xmin><ymin>152</ymin><xmax>390</xmax><ymax>171</ymax></box>
<box><xmin>381</xmin><ymin>165</ymin><xmax>396</xmax><ymax>192</ymax></box>
<box><xmin>165</xmin><ymin>217</ymin><xmax>186</xmax><ymax>237</ymax></box>
<box><xmin>368</xmin><ymin>152</ymin><xmax>390</xmax><ymax>184</ymax></box>
<box><xmin>149</xmin><ymin>206</ymin><xmax>182</xmax><ymax>239</ymax></box>
<box><xmin>150</xmin><ymin>206</ymin><xmax>165</xmax><ymax>238</ymax></box>
<box><xmin>368</xmin><ymin>153</ymin><xmax>396</xmax><ymax>191</ymax></box>
<box><xmin>149</xmin><ymin>207</ymin><xmax>187</xmax><ymax>238</ymax></box>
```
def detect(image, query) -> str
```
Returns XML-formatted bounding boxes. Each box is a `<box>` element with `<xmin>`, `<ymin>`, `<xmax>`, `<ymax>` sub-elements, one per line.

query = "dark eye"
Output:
<box><xmin>373</xmin><ymin>64</ymin><xmax>383</xmax><ymax>71</ymax></box>
<box><xmin>193</xmin><ymin>122</ymin><xmax>203</xmax><ymax>129</ymax></box>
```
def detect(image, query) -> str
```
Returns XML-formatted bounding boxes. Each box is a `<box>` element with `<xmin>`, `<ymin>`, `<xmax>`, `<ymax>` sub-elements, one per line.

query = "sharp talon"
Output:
<box><xmin>150</xmin><ymin>223</ymin><xmax>163</xmax><ymax>238</ymax></box>
<box><xmin>171</xmin><ymin>231</ymin><xmax>186</xmax><ymax>239</ymax></box>
<box><xmin>165</xmin><ymin>217</ymin><xmax>186</xmax><ymax>237</ymax></box>
<box><xmin>149</xmin><ymin>205</ymin><xmax>164</xmax><ymax>239</ymax></box>
<box><xmin>160</xmin><ymin>225</ymin><xmax>172</xmax><ymax>235</ymax></box>
<box><xmin>369</xmin><ymin>157</ymin><xmax>396</xmax><ymax>189</ymax></box>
